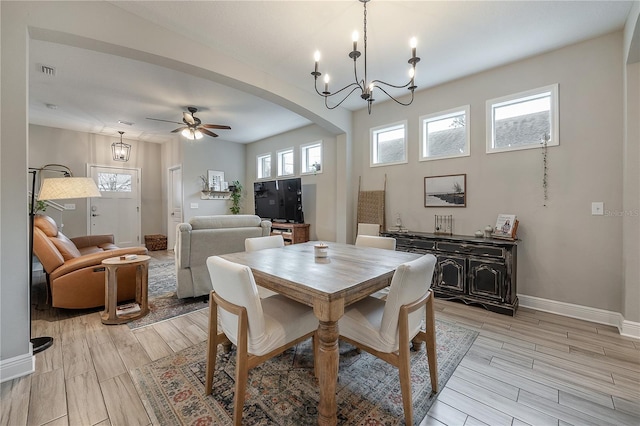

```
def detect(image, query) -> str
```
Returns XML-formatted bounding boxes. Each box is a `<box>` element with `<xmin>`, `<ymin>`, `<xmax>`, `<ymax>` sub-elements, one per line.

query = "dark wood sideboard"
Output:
<box><xmin>382</xmin><ymin>231</ymin><xmax>518</xmax><ymax>315</ymax></box>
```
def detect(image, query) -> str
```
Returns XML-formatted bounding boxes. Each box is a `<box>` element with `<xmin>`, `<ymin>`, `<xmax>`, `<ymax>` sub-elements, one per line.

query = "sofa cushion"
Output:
<box><xmin>189</xmin><ymin>215</ymin><xmax>262</xmax><ymax>230</ymax></box>
<box><xmin>51</xmin><ymin>233</ymin><xmax>82</xmax><ymax>260</ymax></box>
<box><xmin>34</xmin><ymin>214</ymin><xmax>60</xmax><ymax>237</ymax></box>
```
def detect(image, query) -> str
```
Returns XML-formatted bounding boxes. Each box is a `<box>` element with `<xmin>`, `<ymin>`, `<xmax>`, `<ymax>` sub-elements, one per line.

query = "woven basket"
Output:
<box><xmin>144</xmin><ymin>234</ymin><xmax>167</xmax><ymax>251</ymax></box>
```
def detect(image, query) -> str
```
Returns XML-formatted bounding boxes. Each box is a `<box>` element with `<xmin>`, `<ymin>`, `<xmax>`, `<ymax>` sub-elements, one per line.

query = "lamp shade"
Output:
<box><xmin>38</xmin><ymin>177</ymin><xmax>101</xmax><ymax>200</ymax></box>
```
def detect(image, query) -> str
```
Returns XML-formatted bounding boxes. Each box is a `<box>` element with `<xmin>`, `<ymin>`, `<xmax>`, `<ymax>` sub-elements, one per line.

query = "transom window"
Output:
<box><xmin>277</xmin><ymin>148</ymin><xmax>294</xmax><ymax>177</ymax></box>
<box><xmin>256</xmin><ymin>153</ymin><xmax>271</xmax><ymax>180</ymax></box>
<box><xmin>370</xmin><ymin>121</ymin><xmax>407</xmax><ymax>167</ymax></box>
<box><xmin>486</xmin><ymin>84</ymin><xmax>559</xmax><ymax>153</ymax></box>
<box><xmin>97</xmin><ymin>172</ymin><xmax>131</xmax><ymax>192</ymax></box>
<box><xmin>301</xmin><ymin>141</ymin><xmax>323</xmax><ymax>174</ymax></box>
<box><xmin>420</xmin><ymin>106</ymin><xmax>470</xmax><ymax>161</ymax></box>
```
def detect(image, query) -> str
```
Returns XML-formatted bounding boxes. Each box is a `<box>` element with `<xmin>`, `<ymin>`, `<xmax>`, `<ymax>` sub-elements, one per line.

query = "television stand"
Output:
<box><xmin>271</xmin><ymin>222</ymin><xmax>310</xmax><ymax>245</ymax></box>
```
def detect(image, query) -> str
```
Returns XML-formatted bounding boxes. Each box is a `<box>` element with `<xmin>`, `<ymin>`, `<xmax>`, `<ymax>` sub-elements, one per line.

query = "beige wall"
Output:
<box><xmin>29</xmin><ymin>125</ymin><xmax>164</xmax><ymax>239</ymax></box>
<box><xmin>246</xmin><ymin>124</ymin><xmax>338</xmax><ymax>242</ymax></box>
<box><xmin>352</xmin><ymin>32</ymin><xmax>626</xmax><ymax>314</ymax></box>
<box><xmin>1</xmin><ymin>1</ymin><xmax>31</xmax><ymax>363</ymax></box>
<box><xmin>623</xmin><ymin>3</ymin><xmax>640</xmax><ymax>324</ymax></box>
<box><xmin>181</xmin><ymin>138</ymin><xmax>246</xmax><ymax>222</ymax></box>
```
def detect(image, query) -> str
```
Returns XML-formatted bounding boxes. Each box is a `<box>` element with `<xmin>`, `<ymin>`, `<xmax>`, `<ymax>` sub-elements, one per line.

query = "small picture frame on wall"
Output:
<box><xmin>424</xmin><ymin>174</ymin><xmax>466</xmax><ymax>207</ymax></box>
<box><xmin>208</xmin><ymin>170</ymin><xmax>225</xmax><ymax>192</ymax></box>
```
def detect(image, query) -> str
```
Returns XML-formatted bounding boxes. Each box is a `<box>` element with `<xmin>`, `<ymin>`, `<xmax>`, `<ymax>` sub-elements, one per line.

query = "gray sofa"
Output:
<box><xmin>175</xmin><ymin>215</ymin><xmax>271</xmax><ymax>298</ymax></box>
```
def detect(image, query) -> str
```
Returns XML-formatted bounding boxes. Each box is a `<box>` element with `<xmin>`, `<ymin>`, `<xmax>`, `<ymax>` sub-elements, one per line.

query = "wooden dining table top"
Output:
<box><xmin>220</xmin><ymin>241</ymin><xmax>421</xmax><ymax>307</ymax></box>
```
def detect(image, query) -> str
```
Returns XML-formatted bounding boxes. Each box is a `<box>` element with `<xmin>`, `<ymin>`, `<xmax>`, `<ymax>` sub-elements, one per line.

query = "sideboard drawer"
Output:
<box><xmin>436</xmin><ymin>242</ymin><xmax>505</xmax><ymax>258</ymax></box>
<box><xmin>396</xmin><ymin>238</ymin><xmax>434</xmax><ymax>250</ymax></box>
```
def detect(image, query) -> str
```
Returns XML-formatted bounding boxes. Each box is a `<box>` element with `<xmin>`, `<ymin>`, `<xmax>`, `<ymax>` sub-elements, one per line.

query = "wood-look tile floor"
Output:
<box><xmin>2</xmin><ymin>250</ymin><xmax>639</xmax><ymax>426</ymax></box>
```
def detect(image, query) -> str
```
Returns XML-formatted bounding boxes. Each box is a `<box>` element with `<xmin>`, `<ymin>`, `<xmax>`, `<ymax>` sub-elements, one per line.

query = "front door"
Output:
<box><xmin>88</xmin><ymin>165</ymin><xmax>141</xmax><ymax>247</ymax></box>
<box><xmin>167</xmin><ymin>165</ymin><xmax>183</xmax><ymax>250</ymax></box>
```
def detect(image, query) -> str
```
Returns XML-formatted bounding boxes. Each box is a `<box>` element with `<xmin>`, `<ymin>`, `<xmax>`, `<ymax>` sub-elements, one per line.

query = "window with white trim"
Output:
<box><xmin>420</xmin><ymin>106</ymin><xmax>470</xmax><ymax>161</ymax></box>
<box><xmin>277</xmin><ymin>148</ymin><xmax>294</xmax><ymax>177</ymax></box>
<box><xmin>370</xmin><ymin>121</ymin><xmax>407</xmax><ymax>167</ymax></box>
<box><xmin>256</xmin><ymin>153</ymin><xmax>271</xmax><ymax>180</ymax></box>
<box><xmin>301</xmin><ymin>141</ymin><xmax>322</xmax><ymax>174</ymax></box>
<box><xmin>486</xmin><ymin>84</ymin><xmax>559</xmax><ymax>153</ymax></box>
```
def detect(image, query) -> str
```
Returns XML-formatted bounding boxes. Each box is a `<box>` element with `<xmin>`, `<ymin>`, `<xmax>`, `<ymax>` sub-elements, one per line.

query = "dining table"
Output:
<box><xmin>220</xmin><ymin>241</ymin><xmax>421</xmax><ymax>426</ymax></box>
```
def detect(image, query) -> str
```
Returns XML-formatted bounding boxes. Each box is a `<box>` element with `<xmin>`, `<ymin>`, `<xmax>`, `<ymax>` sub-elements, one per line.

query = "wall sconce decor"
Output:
<box><xmin>112</xmin><ymin>131</ymin><xmax>131</xmax><ymax>162</ymax></box>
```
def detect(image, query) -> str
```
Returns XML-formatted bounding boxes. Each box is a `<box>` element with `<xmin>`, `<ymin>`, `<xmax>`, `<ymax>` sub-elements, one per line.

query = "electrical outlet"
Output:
<box><xmin>190</xmin><ymin>202</ymin><xmax>199</xmax><ymax>209</ymax></box>
<box><xmin>64</xmin><ymin>203</ymin><xmax>76</xmax><ymax>210</ymax></box>
<box><xmin>591</xmin><ymin>202</ymin><xmax>604</xmax><ymax>216</ymax></box>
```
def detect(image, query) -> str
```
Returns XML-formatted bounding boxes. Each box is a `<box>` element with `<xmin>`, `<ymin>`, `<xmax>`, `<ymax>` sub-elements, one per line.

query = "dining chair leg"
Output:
<box><xmin>205</xmin><ymin>294</ymin><xmax>218</xmax><ymax>395</ymax></box>
<box><xmin>233</xmin><ymin>311</ymin><xmax>250</xmax><ymax>426</ymax></box>
<box><xmin>398</xmin><ymin>307</ymin><xmax>414</xmax><ymax>426</ymax></box>
<box><xmin>425</xmin><ymin>291</ymin><xmax>439</xmax><ymax>393</ymax></box>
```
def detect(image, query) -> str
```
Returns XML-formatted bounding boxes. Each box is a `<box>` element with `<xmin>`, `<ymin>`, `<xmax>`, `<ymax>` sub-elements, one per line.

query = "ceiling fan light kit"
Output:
<box><xmin>146</xmin><ymin>106</ymin><xmax>231</xmax><ymax>140</ymax></box>
<box><xmin>311</xmin><ymin>0</ymin><xmax>420</xmax><ymax>114</ymax></box>
<box><xmin>182</xmin><ymin>128</ymin><xmax>204</xmax><ymax>140</ymax></box>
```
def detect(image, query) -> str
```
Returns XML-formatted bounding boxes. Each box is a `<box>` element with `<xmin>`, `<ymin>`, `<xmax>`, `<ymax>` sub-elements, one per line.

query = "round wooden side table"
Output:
<box><xmin>101</xmin><ymin>254</ymin><xmax>151</xmax><ymax>325</ymax></box>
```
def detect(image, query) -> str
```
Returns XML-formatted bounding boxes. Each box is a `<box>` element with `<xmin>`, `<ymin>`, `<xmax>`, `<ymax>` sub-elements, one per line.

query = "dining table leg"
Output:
<box><xmin>317</xmin><ymin>319</ymin><xmax>339</xmax><ymax>425</ymax></box>
<box><xmin>314</xmin><ymin>300</ymin><xmax>344</xmax><ymax>426</ymax></box>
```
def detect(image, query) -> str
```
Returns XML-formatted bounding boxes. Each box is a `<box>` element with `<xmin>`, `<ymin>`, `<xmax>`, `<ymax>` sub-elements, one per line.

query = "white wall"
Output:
<box><xmin>246</xmin><ymin>124</ymin><xmax>338</xmax><ymax>242</ymax></box>
<box><xmin>29</xmin><ymin>125</ymin><xmax>164</xmax><ymax>239</ymax></box>
<box><xmin>352</xmin><ymin>32</ymin><xmax>626</xmax><ymax>315</ymax></box>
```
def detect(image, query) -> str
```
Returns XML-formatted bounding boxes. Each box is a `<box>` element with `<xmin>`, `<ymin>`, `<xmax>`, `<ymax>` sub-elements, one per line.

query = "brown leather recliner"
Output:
<box><xmin>33</xmin><ymin>214</ymin><xmax>148</xmax><ymax>309</ymax></box>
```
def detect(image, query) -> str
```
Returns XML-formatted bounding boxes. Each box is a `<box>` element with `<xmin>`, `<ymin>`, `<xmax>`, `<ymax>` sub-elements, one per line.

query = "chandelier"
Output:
<box><xmin>311</xmin><ymin>0</ymin><xmax>420</xmax><ymax>114</ymax></box>
<box><xmin>111</xmin><ymin>131</ymin><xmax>131</xmax><ymax>162</ymax></box>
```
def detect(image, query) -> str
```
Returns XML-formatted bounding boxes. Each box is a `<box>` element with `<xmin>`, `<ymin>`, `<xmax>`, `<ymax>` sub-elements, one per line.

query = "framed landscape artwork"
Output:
<box><xmin>424</xmin><ymin>174</ymin><xmax>467</xmax><ymax>207</ymax></box>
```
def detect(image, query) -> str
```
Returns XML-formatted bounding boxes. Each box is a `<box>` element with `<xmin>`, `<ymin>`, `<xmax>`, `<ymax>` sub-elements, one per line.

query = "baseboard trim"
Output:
<box><xmin>518</xmin><ymin>294</ymin><xmax>640</xmax><ymax>339</ymax></box>
<box><xmin>0</xmin><ymin>348</ymin><xmax>34</xmax><ymax>383</ymax></box>
<box><xmin>621</xmin><ymin>319</ymin><xmax>640</xmax><ymax>339</ymax></box>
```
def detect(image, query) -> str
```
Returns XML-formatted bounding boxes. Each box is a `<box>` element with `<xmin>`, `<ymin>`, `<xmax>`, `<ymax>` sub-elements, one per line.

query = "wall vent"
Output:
<box><xmin>40</xmin><ymin>65</ymin><xmax>56</xmax><ymax>76</ymax></box>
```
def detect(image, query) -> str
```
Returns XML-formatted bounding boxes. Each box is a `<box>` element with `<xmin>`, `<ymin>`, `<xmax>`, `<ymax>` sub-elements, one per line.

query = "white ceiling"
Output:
<box><xmin>29</xmin><ymin>1</ymin><xmax>634</xmax><ymax>144</ymax></box>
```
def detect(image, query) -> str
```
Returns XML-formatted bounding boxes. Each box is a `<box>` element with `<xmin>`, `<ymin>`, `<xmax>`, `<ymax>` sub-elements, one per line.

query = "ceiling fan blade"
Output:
<box><xmin>146</xmin><ymin>117</ymin><xmax>183</xmax><ymax>125</ymax></box>
<box><xmin>171</xmin><ymin>126</ymin><xmax>187</xmax><ymax>133</ymax></box>
<box><xmin>202</xmin><ymin>124</ymin><xmax>231</xmax><ymax>130</ymax></box>
<box><xmin>200</xmin><ymin>128</ymin><xmax>219</xmax><ymax>138</ymax></box>
<box><xmin>183</xmin><ymin>111</ymin><xmax>196</xmax><ymax>125</ymax></box>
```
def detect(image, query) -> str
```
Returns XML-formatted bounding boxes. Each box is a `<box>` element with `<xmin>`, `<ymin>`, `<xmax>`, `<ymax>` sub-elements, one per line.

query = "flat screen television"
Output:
<box><xmin>254</xmin><ymin>178</ymin><xmax>304</xmax><ymax>223</ymax></box>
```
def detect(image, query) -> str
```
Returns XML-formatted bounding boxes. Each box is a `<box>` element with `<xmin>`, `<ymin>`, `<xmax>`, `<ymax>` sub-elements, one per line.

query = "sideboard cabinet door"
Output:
<box><xmin>435</xmin><ymin>255</ymin><xmax>466</xmax><ymax>294</ymax></box>
<box><xmin>468</xmin><ymin>259</ymin><xmax>507</xmax><ymax>302</ymax></box>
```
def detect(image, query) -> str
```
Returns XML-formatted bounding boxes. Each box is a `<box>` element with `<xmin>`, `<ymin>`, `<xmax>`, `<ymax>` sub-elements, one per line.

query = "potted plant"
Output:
<box><xmin>229</xmin><ymin>180</ymin><xmax>243</xmax><ymax>214</ymax></box>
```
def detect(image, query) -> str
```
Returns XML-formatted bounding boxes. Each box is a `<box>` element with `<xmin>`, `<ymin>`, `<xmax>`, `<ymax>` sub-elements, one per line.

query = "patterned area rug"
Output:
<box><xmin>127</xmin><ymin>261</ymin><xmax>208</xmax><ymax>329</ymax></box>
<box><xmin>130</xmin><ymin>320</ymin><xmax>477</xmax><ymax>425</ymax></box>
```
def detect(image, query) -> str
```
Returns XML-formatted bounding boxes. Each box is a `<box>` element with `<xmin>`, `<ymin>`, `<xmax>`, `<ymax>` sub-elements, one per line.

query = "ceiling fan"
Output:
<box><xmin>146</xmin><ymin>106</ymin><xmax>231</xmax><ymax>140</ymax></box>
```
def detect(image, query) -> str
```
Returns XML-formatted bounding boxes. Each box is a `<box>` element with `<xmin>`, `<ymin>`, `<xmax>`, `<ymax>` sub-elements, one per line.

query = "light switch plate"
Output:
<box><xmin>190</xmin><ymin>202</ymin><xmax>199</xmax><ymax>209</ymax></box>
<box><xmin>592</xmin><ymin>202</ymin><xmax>604</xmax><ymax>215</ymax></box>
<box><xmin>64</xmin><ymin>203</ymin><xmax>76</xmax><ymax>210</ymax></box>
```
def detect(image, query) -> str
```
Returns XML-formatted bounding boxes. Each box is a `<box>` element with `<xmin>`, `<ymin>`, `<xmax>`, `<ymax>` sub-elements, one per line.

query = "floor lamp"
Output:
<box><xmin>28</xmin><ymin>164</ymin><xmax>101</xmax><ymax>354</ymax></box>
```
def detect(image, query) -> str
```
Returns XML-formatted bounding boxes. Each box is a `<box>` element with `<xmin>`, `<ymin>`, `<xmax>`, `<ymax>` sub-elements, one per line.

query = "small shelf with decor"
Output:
<box><xmin>271</xmin><ymin>222</ymin><xmax>310</xmax><ymax>245</ymax></box>
<box><xmin>200</xmin><ymin>190</ymin><xmax>230</xmax><ymax>200</ymax></box>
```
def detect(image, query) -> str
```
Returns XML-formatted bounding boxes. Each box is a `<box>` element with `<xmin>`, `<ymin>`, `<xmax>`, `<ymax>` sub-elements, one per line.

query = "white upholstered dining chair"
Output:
<box><xmin>338</xmin><ymin>254</ymin><xmax>438</xmax><ymax>426</ymax></box>
<box><xmin>244</xmin><ymin>234</ymin><xmax>285</xmax><ymax>251</ymax></box>
<box><xmin>357</xmin><ymin>222</ymin><xmax>380</xmax><ymax>236</ymax></box>
<box><xmin>355</xmin><ymin>234</ymin><xmax>398</xmax><ymax>298</ymax></box>
<box><xmin>205</xmin><ymin>256</ymin><xmax>318</xmax><ymax>426</ymax></box>
<box><xmin>244</xmin><ymin>235</ymin><xmax>285</xmax><ymax>298</ymax></box>
<box><xmin>355</xmin><ymin>234</ymin><xmax>397</xmax><ymax>251</ymax></box>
